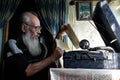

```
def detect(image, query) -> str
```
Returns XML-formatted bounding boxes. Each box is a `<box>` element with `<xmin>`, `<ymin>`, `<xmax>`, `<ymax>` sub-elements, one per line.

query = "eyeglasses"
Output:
<box><xmin>24</xmin><ymin>23</ymin><xmax>42</xmax><ymax>30</ymax></box>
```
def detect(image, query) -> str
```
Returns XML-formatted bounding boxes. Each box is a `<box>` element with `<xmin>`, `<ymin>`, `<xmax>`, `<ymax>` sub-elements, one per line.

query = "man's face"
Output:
<box><xmin>29</xmin><ymin>24</ymin><xmax>42</xmax><ymax>39</ymax></box>
<box><xmin>26</xmin><ymin>16</ymin><xmax>42</xmax><ymax>39</ymax></box>
<box><xmin>22</xmin><ymin>13</ymin><xmax>42</xmax><ymax>56</ymax></box>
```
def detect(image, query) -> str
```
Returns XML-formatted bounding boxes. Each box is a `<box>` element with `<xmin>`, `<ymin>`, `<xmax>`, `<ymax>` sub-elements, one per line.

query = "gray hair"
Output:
<box><xmin>21</xmin><ymin>11</ymin><xmax>38</xmax><ymax>25</ymax></box>
<box><xmin>18</xmin><ymin>11</ymin><xmax>38</xmax><ymax>35</ymax></box>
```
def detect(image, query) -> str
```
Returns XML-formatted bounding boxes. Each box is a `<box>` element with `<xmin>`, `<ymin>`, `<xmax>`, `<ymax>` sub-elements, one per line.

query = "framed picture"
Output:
<box><xmin>76</xmin><ymin>1</ymin><xmax>92</xmax><ymax>20</ymax></box>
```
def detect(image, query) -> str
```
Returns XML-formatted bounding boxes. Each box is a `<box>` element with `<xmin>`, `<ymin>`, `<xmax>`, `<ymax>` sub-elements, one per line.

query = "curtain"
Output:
<box><xmin>35</xmin><ymin>0</ymin><xmax>68</xmax><ymax>36</ymax></box>
<box><xmin>0</xmin><ymin>0</ymin><xmax>21</xmax><ymax>79</ymax></box>
<box><xmin>0</xmin><ymin>0</ymin><xmax>21</xmax><ymax>28</ymax></box>
<box><xmin>35</xmin><ymin>0</ymin><xmax>68</xmax><ymax>67</ymax></box>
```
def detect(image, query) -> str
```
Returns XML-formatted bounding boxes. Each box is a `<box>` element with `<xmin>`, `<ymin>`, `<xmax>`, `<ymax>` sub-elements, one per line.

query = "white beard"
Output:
<box><xmin>22</xmin><ymin>30</ymin><xmax>41</xmax><ymax>56</ymax></box>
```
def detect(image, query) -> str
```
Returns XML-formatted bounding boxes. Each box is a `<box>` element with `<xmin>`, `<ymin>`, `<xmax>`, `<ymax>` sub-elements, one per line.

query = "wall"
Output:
<box><xmin>67</xmin><ymin>0</ymin><xmax>120</xmax><ymax>51</ymax></box>
<box><xmin>67</xmin><ymin>0</ymin><xmax>105</xmax><ymax>51</ymax></box>
<box><xmin>109</xmin><ymin>0</ymin><xmax>120</xmax><ymax>25</ymax></box>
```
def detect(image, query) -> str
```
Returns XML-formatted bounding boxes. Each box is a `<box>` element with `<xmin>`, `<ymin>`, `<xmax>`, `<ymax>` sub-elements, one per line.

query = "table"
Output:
<box><xmin>50</xmin><ymin>68</ymin><xmax>120</xmax><ymax>80</ymax></box>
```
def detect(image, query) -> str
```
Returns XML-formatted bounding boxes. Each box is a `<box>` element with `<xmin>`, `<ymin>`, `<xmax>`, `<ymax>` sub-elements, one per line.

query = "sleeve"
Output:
<box><xmin>6</xmin><ymin>39</ymin><xmax>28</xmax><ymax>74</ymax></box>
<box><xmin>4</xmin><ymin>40</ymin><xmax>29</xmax><ymax>79</ymax></box>
<box><xmin>6</xmin><ymin>53</ymin><xmax>29</xmax><ymax>78</ymax></box>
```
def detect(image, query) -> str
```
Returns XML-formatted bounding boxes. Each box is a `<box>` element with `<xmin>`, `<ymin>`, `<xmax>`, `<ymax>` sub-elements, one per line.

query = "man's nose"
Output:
<box><xmin>38</xmin><ymin>29</ymin><xmax>41</xmax><ymax>34</ymax></box>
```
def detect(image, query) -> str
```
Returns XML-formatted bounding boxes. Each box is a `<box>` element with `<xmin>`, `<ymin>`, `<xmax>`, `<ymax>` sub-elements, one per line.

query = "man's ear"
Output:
<box><xmin>21</xmin><ymin>24</ymin><xmax>26</xmax><ymax>32</ymax></box>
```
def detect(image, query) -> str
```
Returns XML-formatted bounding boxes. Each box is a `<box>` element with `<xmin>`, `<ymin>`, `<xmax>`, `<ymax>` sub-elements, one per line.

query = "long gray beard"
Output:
<box><xmin>22</xmin><ymin>30</ymin><xmax>41</xmax><ymax>56</ymax></box>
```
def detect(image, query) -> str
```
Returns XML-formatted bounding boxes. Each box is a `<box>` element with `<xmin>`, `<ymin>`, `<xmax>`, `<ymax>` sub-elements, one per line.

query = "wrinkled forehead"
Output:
<box><xmin>29</xmin><ymin>15</ymin><xmax>40</xmax><ymax>26</ymax></box>
<box><xmin>23</xmin><ymin>12</ymin><xmax>40</xmax><ymax>26</ymax></box>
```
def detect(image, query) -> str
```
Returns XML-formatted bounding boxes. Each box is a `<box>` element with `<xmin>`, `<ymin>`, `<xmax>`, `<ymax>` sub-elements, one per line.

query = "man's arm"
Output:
<box><xmin>8</xmin><ymin>37</ymin><xmax>64</xmax><ymax>77</ymax></box>
<box><xmin>55</xmin><ymin>24</ymin><xmax>68</xmax><ymax>39</ymax></box>
<box><xmin>25</xmin><ymin>47</ymin><xmax>64</xmax><ymax>77</ymax></box>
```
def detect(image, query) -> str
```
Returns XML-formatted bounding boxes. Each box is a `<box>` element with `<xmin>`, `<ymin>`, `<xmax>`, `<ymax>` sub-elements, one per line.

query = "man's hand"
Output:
<box><xmin>55</xmin><ymin>24</ymin><xmax>68</xmax><ymax>39</ymax></box>
<box><xmin>51</xmin><ymin>47</ymin><xmax>64</xmax><ymax>61</ymax></box>
<box><xmin>59</xmin><ymin>24</ymin><xmax>68</xmax><ymax>34</ymax></box>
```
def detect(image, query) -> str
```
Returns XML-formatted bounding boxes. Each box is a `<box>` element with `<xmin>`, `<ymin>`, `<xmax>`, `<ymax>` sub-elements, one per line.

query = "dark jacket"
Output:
<box><xmin>3</xmin><ymin>37</ymin><xmax>57</xmax><ymax>80</ymax></box>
